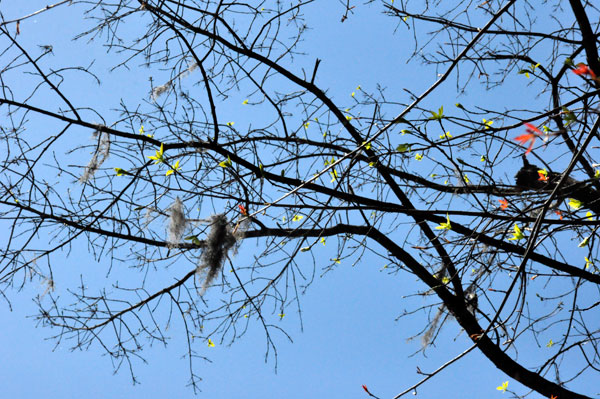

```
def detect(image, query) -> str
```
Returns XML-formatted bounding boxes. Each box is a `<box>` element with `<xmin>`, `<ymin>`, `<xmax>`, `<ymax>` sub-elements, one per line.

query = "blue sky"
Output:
<box><xmin>0</xmin><ymin>1</ymin><xmax>596</xmax><ymax>398</ymax></box>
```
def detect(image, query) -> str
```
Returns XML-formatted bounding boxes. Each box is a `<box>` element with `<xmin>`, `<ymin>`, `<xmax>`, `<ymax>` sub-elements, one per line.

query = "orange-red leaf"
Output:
<box><xmin>498</xmin><ymin>199</ymin><xmax>508</xmax><ymax>210</ymax></box>
<box><xmin>514</xmin><ymin>123</ymin><xmax>542</xmax><ymax>155</ymax></box>
<box><xmin>573</xmin><ymin>64</ymin><xmax>597</xmax><ymax>79</ymax></box>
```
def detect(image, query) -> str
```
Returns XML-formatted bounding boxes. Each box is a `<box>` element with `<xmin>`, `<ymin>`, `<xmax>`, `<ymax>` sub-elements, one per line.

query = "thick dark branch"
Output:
<box><xmin>568</xmin><ymin>0</ymin><xmax>600</xmax><ymax>76</ymax></box>
<box><xmin>365</xmin><ymin>228</ymin><xmax>592</xmax><ymax>399</ymax></box>
<box><xmin>0</xmin><ymin>98</ymin><xmax>157</xmax><ymax>145</ymax></box>
<box><xmin>245</xmin><ymin>220</ymin><xmax>600</xmax><ymax>285</ymax></box>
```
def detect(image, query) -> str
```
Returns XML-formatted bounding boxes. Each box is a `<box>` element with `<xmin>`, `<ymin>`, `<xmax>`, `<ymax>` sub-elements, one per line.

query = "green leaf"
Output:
<box><xmin>428</xmin><ymin>105</ymin><xmax>444</xmax><ymax>120</ymax></box>
<box><xmin>396</xmin><ymin>144</ymin><xmax>411</xmax><ymax>153</ymax></box>
<box><xmin>184</xmin><ymin>235</ymin><xmax>202</xmax><ymax>245</ymax></box>
<box><xmin>578</xmin><ymin>236</ymin><xmax>590</xmax><ymax>248</ymax></box>
<box><xmin>562</xmin><ymin>107</ymin><xmax>576</xmax><ymax>126</ymax></box>
<box><xmin>393</xmin><ymin>117</ymin><xmax>409</xmax><ymax>124</ymax></box>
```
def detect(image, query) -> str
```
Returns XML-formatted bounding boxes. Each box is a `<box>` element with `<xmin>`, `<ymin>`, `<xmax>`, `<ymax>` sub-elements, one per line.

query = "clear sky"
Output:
<box><xmin>0</xmin><ymin>1</ymin><xmax>594</xmax><ymax>398</ymax></box>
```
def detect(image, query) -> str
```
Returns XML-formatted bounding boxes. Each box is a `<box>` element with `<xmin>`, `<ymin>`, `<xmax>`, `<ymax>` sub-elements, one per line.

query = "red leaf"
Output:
<box><xmin>362</xmin><ymin>385</ymin><xmax>370</xmax><ymax>393</ymax></box>
<box><xmin>238</xmin><ymin>204</ymin><xmax>247</xmax><ymax>215</ymax></box>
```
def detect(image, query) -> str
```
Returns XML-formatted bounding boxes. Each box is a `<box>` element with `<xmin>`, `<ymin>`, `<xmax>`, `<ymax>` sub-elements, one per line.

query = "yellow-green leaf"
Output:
<box><xmin>330</xmin><ymin>169</ymin><xmax>338</xmax><ymax>182</ymax></box>
<box><xmin>166</xmin><ymin>159</ymin><xmax>181</xmax><ymax>176</ymax></box>
<box><xmin>496</xmin><ymin>381</ymin><xmax>508</xmax><ymax>393</ymax></box>
<box><xmin>147</xmin><ymin>143</ymin><xmax>165</xmax><ymax>164</ymax></box>
<box><xmin>518</xmin><ymin>69</ymin><xmax>530</xmax><ymax>78</ymax></box>
<box><xmin>508</xmin><ymin>223</ymin><xmax>525</xmax><ymax>240</ymax></box>
<box><xmin>568</xmin><ymin>198</ymin><xmax>582</xmax><ymax>210</ymax></box>
<box><xmin>292</xmin><ymin>214</ymin><xmax>304</xmax><ymax>222</ymax></box>
<box><xmin>207</xmin><ymin>338</ymin><xmax>215</xmax><ymax>347</ymax></box>
<box><xmin>219</xmin><ymin>156</ymin><xmax>232</xmax><ymax>168</ymax></box>
<box><xmin>435</xmin><ymin>214</ymin><xmax>451</xmax><ymax>230</ymax></box>
<box><xmin>114</xmin><ymin>168</ymin><xmax>130</xmax><ymax>176</ymax></box>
